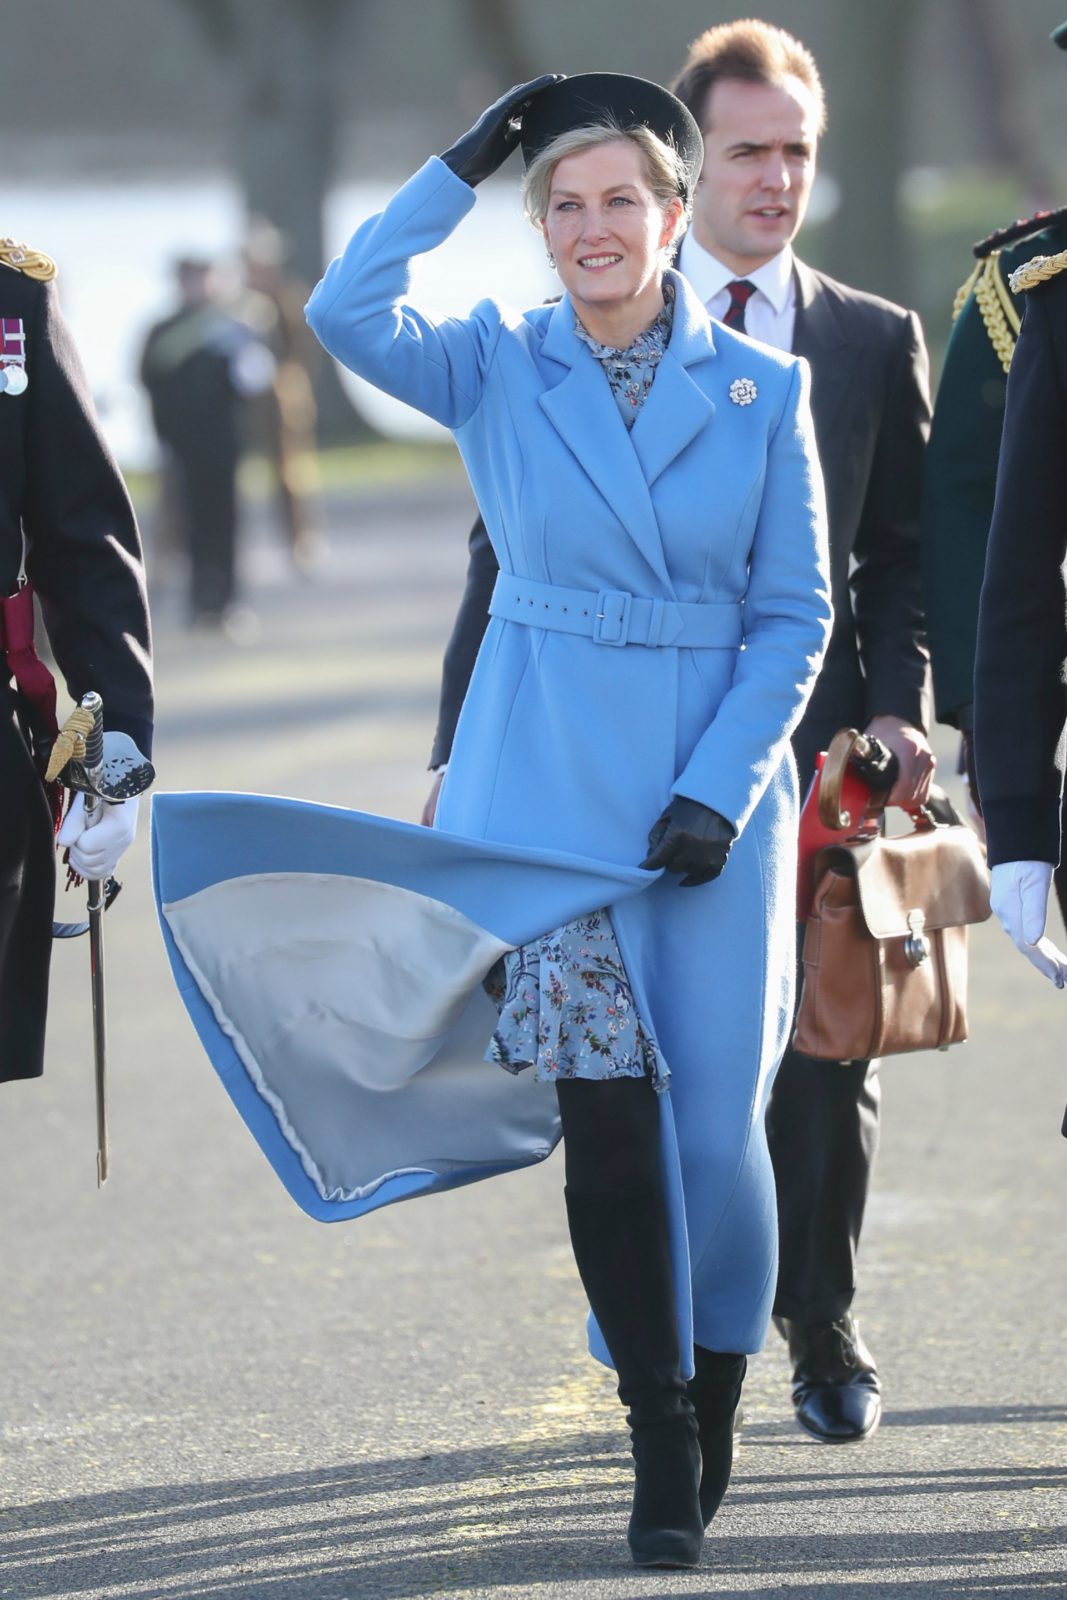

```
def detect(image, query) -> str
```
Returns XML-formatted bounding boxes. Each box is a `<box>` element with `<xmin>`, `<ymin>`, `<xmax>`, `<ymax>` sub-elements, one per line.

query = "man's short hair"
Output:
<box><xmin>671</xmin><ymin>17</ymin><xmax>827</xmax><ymax>137</ymax></box>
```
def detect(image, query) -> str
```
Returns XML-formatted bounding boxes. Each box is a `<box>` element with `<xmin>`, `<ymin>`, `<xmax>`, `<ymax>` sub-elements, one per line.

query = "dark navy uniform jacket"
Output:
<box><xmin>1</xmin><ymin>259</ymin><xmax>152</xmax><ymax>1082</ymax></box>
<box><xmin>975</xmin><ymin>268</ymin><xmax>1067</xmax><ymax>868</ymax></box>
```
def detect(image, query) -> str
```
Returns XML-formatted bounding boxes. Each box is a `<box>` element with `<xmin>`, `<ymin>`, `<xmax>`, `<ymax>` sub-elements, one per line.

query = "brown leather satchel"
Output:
<box><xmin>792</xmin><ymin>728</ymin><xmax>992</xmax><ymax>1062</ymax></box>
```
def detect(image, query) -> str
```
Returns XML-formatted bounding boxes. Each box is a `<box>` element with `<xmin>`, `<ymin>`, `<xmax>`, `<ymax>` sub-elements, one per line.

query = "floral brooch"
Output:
<box><xmin>729</xmin><ymin>377</ymin><xmax>757</xmax><ymax>406</ymax></box>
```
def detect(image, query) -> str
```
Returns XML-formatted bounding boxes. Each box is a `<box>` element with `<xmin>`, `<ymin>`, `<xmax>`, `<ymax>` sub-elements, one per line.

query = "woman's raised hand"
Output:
<box><xmin>440</xmin><ymin>75</ymin><xmax>564</xmax><ymax>187</ymax></box>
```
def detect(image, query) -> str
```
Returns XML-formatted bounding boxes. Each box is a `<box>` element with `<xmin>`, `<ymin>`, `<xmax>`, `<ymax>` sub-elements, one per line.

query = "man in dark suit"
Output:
<box><xmin>424</xmin><ymin>19</ymin><xmax>933</xmax><ymax>1442</ymax></box>
<box><xmin>0</xmin><ymin>238</ymin><xmax>153</xmax><ymax>1085</ymax></box>
<box><xmin>975</xmin><ymin>249</ymin><xmax>1067</xmax><ymax>993</ymax></box>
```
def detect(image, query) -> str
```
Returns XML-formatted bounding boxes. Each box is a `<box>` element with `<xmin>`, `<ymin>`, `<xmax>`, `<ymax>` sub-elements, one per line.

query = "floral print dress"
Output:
<box><xmin>483</xmin><ymin>289</ymin><xmax>675</xmax><ymax>1093</ymax></box>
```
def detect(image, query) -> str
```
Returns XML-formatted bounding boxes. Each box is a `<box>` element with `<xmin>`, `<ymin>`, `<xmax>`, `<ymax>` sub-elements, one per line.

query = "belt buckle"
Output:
<box><xmin>593</xmin><ymin>589</ymin><xmax>632</xmax><ymax>646</ymax></box>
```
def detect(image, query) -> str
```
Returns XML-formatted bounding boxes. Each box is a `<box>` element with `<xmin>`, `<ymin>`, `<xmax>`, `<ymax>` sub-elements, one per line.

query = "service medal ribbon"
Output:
<box><xmin>0</xmin><ymin>316</ymin><xmax>28</xmax><ymax>394</ymax></box>
<box><xmin>0</xmin><ymin>318</ymin><xmax>26</xmax><ymax>361</ymax></box>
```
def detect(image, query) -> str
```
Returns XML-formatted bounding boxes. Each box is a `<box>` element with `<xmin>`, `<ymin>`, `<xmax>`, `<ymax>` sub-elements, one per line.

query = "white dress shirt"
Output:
<box><xmin>677</xmin><ymin>233</ymin><xmax>796</xmax><ymax>354</ymax></box>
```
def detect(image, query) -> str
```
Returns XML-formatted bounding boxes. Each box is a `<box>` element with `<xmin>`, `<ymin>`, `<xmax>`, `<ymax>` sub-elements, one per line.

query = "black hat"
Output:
<box><xmin>519</xmin><ymin>73</ymin><xmax>704</xmax><ymax>201</ymax></box>
<box><xmin>1053</xmin><ymin>21</ymin><xmax>1067</xmax><ymax>49</ymax></box>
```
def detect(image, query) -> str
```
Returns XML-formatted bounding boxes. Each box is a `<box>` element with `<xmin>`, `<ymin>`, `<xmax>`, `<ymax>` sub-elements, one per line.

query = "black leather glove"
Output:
<box><xmin>440</xmin><ymin>75</ymin><xmax>564</xmax><ymax>187</ymax></box>
<box><xmin>640</xmin><ymin>796</ymin><xmax>736</xmax><ymax>888</ymax></box>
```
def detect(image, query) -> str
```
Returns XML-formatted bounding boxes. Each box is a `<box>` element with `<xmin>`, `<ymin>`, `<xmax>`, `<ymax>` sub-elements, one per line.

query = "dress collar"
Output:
<box><xmin>574</xmin><ymin>279</ymin><xmax>676</xmax><ymax>363</ymax></box>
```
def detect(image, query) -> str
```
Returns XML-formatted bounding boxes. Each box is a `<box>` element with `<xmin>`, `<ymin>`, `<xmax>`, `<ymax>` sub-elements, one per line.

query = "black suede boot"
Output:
<box><xmin>564</xmin><ymin>1183</ymin><xmax>704</xmax><ymax>1570</ymax></box>
<box><xmin>688</xmin><ymin>1346</ymin><xmax>747</xmax><ymax>1525</ymax></box>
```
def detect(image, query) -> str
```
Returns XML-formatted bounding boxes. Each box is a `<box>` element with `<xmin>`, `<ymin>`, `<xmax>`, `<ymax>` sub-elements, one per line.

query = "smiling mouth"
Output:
<box><xmin>750</xmin><ymin>207</ymin><xmax>788</xmax><ymax>220</ymax></box>
<box><xmin>578</xmin><ymin>254</ymin><xmax>623</xmax><ymax>269</ymax></box>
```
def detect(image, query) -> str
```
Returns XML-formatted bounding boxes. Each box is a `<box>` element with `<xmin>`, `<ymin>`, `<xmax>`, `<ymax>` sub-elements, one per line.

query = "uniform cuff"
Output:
<box><xmin>982</xmin><ymin>796</ymin><xmax>1061</xmax><ymax>868</ymax></box>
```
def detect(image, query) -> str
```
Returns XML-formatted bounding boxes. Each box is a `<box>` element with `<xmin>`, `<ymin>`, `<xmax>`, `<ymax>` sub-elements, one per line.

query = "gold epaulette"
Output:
<box><xmin>974</xmin><ymin>254</ymin><xmax>1020</xmax><ymax>375</ymax></box>
<box><xmin>1009</xmin><ymin>249</ymin><xmax>1067</xmax><ymax>294</ymax></box>
<box><xmin>0</xmin><ymin>237</ymin><xmax>56</xmax><ymax>282</ymax></box>
<box><xmin>951</xmin><ymin>255</ymin><xmax>1020</xmax><ymax>375</ymax></box>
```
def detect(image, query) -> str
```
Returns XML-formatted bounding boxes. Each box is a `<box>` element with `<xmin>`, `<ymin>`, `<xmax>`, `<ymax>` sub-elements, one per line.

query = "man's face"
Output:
<box><xmin>691</xmin><ymin>75</ymin><xmax>819</xmax><ymax>273</ymax></box>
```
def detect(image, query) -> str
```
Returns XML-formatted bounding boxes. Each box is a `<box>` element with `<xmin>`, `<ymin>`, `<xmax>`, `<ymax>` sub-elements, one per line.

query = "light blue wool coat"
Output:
<box><xmin>307</xmin><ymin>157</ymin><xmax>830</xmax><ymax>1359</ymax></box>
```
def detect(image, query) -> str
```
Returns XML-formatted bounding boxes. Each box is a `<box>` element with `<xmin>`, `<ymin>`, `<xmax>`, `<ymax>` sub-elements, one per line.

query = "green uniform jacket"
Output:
<box><xmin>920</xmin><ymin>216</ymin><xmax>1067</xmax><ymax>727</ymax></box>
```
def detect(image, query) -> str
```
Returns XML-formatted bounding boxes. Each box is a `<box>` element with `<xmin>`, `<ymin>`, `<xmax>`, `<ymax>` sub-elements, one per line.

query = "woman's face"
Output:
<box><xmin>540</xmin><ymin>139</ymin><xmax>682</xmax><ymax>323</ymax></box>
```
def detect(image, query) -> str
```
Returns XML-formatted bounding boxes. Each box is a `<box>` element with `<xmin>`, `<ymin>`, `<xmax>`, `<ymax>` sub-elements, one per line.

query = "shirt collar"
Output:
<box><xmin>677</xmin><ymin>233</ymin><xmax>795</xmax><ymax>315</ymax></box>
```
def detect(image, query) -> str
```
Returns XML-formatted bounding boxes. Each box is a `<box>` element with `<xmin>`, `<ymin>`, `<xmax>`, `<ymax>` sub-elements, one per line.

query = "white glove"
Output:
<box><xmin>989</xmin><ymin>860</ymin><xmax>1067</xmax><ymax>989</ymax></box>
<box><xmin>58</xmin><ymin>793</ymin><xmax>140</xmax><ymax>881</ymax></box>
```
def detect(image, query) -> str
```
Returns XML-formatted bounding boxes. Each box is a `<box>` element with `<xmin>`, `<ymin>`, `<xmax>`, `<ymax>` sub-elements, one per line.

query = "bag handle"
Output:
<box><xmin>817</xmin><ymin>728</ymin><xmax>896</xmax><ymax>830</ymax></box>
<box><xmin>818</xmin><ymin>726</ymin><xmax>967</xmax><ymax>840</ymax></box>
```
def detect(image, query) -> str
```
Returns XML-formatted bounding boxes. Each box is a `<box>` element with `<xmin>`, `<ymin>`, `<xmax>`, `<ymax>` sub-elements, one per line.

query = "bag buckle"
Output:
<box><xmin>904</xmin><ymin>908</ymin><xmax>930</xmax><ymax>967</ymax></box>
<box><xmin>593</xmin><ymin>590</ymin><xmax>632</xmax><ymax>646</ymax></box>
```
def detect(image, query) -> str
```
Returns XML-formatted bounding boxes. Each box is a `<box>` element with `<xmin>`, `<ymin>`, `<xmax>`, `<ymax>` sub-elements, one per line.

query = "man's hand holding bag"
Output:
<box><xmin>793</xmin><ymin>728</ymin><xmax>992</xmax><ymax>1061</ymax></box>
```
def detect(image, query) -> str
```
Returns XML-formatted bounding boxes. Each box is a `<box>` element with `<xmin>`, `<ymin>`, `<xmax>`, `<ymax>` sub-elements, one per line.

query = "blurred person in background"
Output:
<box><xmin>424</xmin><ymin>18</ymin><xmax>933</xmax><ymax>1448</ymax></box>
<box><xmin>0</xmin><ymin>237</ymin><xmax>152</xmax><ymax>1084</ymax></box>
<box><xmin>240</xmin><ymin>218</ymin><xmax>323</xmax><ymax>574</ymax></box>
<box><xmin>139</xmin><ymin>256</ymin><xmax>274</xmax><ymax>637</ymax></box>
<box><xmin>307</xmin><ymin>69</ymin><xmax>831</xmax><ymax>1567</ymax></box>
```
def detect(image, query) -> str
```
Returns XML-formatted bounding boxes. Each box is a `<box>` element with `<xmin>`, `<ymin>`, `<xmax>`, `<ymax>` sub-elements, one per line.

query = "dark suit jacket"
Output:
<box><xmin>429</xmin><ymin>257</ymin><xmax>931</xmax><ymax>785</ymax></box>
<box><xmin>975</xmin><ymin>273</ymin><xmax>1067</xmax><ymax>868</ymax></box>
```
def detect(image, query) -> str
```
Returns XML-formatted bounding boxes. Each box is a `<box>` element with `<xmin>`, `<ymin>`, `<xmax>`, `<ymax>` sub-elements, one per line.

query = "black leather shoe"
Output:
<box><xmin>779</xmin><ymin>1313</ymin><xmax>881</xmax><ymax>1443</ymax></box>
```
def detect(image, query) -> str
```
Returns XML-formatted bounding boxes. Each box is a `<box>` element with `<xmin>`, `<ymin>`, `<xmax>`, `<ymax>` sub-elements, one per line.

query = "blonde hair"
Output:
<box><xmin>522</xmin><ymin>120</ymin><xmax>691</xmax><ymax>247</ymax></box>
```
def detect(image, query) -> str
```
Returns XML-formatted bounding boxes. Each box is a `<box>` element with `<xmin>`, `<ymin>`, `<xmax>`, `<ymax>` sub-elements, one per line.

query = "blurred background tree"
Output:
<box><xmin>175</xmin><ymin>0</ymin><xmax>363</xmax><ymax>437</ymax></box>
<box><xmin>2</xmin><ymin>0</ymin><xmax>1066</xmax><ymax>446</ymax></box>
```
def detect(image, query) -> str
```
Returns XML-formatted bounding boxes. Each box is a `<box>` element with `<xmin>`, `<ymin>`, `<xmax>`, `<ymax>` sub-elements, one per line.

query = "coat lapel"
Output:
<box><xmin>629</xmin><ymin>270</ymin><xmax>716</xmax><ymax>488</ymax></box>
<box><xmin>791</xmin><ymin>259</ymin><xmax>855</xmax><ymax>449</ymax></box>
<box><xmin>539</xmin><ymin>295</ymin><xmax>675</xmax><ymax>590</ymax></box>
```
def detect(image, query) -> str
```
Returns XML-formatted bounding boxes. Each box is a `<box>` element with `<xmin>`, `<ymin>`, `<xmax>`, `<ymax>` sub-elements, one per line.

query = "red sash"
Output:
<box><xmin>1</xmin><ymin>580</ymin><xmax>62</xmax><ymax>830</ymax></box>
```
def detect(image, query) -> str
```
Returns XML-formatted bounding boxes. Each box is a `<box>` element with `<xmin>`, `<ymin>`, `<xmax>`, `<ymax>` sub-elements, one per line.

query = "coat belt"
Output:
<box><xmin>489</xmin><ymin>574</ymin><xmax>744</xmax><ymax>649</ymax></box>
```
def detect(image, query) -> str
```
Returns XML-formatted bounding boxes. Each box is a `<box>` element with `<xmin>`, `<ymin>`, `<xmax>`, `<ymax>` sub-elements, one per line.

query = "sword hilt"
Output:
<box><xmin>81</xmin><ymin>690</ymin><xmax>104</xmax><ymax>769</ymax></box>
<box><xmin>80</xmin><ymin>692</ymin><xmax>104</xmax><ymax>819</ymax></box>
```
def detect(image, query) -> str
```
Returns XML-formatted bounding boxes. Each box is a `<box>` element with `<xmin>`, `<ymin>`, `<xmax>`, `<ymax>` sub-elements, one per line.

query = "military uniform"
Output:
<box><xmin>0</xmin><ymin>242</ymin><xmax>153</xmax><ymax>1083</ymax></box>
<box><xmin>920</xmin><ymin>207</ymin><xmax>1067</xmax><ymax>731</ymax></box>
<box><xmin>920</xmin><ymin>207</ymin><xmax>1067</xmax><ymax>917</ymax></box>
<box><xmin>974</xmin><ymin>247</ymin><xmax>1067</xmax><ymax>870</ymax></box>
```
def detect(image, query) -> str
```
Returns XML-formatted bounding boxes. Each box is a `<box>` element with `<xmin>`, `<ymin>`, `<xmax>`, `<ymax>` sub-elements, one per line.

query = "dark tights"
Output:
<box><xmin>555</xmin><ymin>1075</ymin><xmax>660</xmax><ymax>1194</ymax></box>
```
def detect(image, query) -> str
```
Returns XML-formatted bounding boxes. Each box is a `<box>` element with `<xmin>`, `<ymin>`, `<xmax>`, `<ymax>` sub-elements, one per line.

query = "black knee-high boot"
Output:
<box><xmin>564</xmin><ymin>1184</ymin><xmax>704</xmax><ymax>1567</ymax></box>
<box><xmin>688</xmin><ymin>1347</ymin><xmax>746</xmax><ymax>1526</ymax></box>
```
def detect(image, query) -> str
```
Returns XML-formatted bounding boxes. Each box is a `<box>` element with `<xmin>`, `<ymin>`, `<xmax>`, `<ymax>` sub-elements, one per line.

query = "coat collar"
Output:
<box><xmin>538</xmin><ymin>271</ymin><xmax>716</xmax><ymax>589</ymax></box>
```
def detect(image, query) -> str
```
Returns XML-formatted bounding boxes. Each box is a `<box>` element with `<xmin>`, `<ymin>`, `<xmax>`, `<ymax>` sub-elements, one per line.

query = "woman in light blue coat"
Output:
<box><xmin>306</xmin><ymin>73</ymin><xmax>831</xmax><ymax>1569</ymax></box>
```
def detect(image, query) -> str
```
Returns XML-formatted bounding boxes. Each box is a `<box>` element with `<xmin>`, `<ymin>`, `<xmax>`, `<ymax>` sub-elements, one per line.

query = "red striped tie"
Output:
<box><xmin>723</xmin><ymin>279</ymin><xmax>757</xmax><ymax>334</ymax></box>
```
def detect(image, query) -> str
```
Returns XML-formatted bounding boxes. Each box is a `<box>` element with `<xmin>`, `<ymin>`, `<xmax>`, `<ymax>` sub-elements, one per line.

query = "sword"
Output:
<box><xmin>46</xmin><ymin>694</ymin><xmax>155</xmax><ymax>1184</ymax></box>
<box><xmin>79</xmin><ymin>691</ymin><xmax>110</xmax><ymax>1186</ymax></box>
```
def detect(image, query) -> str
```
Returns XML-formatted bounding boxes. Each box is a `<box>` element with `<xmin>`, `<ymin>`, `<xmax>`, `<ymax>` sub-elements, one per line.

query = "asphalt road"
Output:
<box><xmin>1</xmin><ymin>479</ymin><xmax>1065</xmax><ymax>1600</ymax></box>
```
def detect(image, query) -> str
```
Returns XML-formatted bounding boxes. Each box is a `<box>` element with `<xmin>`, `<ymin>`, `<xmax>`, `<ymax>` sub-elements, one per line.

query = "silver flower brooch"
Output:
<box><xmin>729</xmin><ymin>377</ymin><xmax>757</xmax><ymax>406</ymax></box>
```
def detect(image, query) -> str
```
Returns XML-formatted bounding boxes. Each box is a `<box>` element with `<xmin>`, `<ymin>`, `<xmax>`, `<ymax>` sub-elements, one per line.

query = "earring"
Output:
<box><xmin>546</xmin><ymin>251</ymin><xmax>556</xmax><ymax>268</ymax></box>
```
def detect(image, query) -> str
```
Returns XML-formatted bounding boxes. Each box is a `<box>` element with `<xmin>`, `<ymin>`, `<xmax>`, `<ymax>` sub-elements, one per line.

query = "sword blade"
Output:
<box><xmin>87</xmin><ymin>873</ymin><xmax>109</xmax><ymax>1186</ymax></box>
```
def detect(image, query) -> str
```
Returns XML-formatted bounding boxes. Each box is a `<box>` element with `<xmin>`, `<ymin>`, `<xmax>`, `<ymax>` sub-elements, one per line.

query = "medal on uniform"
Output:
<box><xmin>0</xmin><ymin>317</ymin><xmax>27</xmax><ymax>395</ymax></box>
